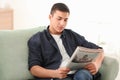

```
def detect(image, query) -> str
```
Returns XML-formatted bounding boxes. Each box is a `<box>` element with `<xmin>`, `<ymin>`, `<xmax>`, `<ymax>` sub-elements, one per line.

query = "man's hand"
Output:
<box><xmin>84</xmin><ymin>62</ymin><xmax>99</xmax><ymax>75</ymax></box>
<box><xmin>53</xmin><ymin>67</ymin><xmax>70</xmax><ymax>79</ymax></box>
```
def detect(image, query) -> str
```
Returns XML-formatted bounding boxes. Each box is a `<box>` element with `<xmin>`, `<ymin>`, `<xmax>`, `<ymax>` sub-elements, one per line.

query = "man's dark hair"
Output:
<box><xmin>50</xmin><ymin>3</ymin><xmax>70</xmax><ymax>15</ymax></box>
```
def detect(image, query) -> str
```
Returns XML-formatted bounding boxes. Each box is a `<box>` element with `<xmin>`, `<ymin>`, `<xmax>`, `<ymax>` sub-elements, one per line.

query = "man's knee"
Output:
<box><xmin>74</xmin><ymin>69</ymin><xmax>93</xmax><ymax>80</ymax></box>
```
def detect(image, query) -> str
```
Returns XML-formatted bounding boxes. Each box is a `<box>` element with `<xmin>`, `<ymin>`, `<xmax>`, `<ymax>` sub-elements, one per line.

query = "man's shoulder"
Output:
<box><xmin>64</xmin><ymin>29</ymin><xmax>85</xmax><ymax>39</ymax></box>
<box><xmin>32</xmin><ymin>29</ymin><xmax>46</xmax><ymax>37</ymax></box>
<box><xmin>28</xmin><ymin>30</ymin><xmax>46</xmax><ymax>41</ymax></box>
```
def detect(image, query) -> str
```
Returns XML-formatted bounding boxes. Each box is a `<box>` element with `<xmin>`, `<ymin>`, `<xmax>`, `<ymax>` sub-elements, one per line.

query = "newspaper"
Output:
<box><xmin>60</xmin><ymin>46</ymin><xmax>102</xmax><ymax>70</ymax></box>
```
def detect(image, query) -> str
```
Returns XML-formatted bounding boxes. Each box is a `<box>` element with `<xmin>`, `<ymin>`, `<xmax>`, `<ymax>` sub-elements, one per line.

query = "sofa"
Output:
<box><xmin>0</xmin><ymin>26</ymin><xmax>119</xmax><ymax>80</ymax></box>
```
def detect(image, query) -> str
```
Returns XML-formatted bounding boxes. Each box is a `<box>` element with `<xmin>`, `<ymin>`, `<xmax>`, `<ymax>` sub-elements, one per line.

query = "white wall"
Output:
<box><xmin>0</xmin><ymin>0</ymin><xmax>120</xmax><ymax>79</ymax></box>
<box><xmin>1</xmin><ymin>1</ymin><xmax>120</xmax><ymax>53</ymax></box>
<box><xmin>20</xmin><ymin>0</ymin><xmax>120</xmax><ymax>54</ymax></box>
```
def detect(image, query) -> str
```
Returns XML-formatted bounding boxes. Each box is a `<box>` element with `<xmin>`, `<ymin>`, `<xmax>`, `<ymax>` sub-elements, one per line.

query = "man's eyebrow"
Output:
<box><xmin>57</xmin><ymin>16</ymin><xmax>62</xmax><ymax>18</ymax></box>
<box><xmin>58</xmin><ymin>16</ymin><xmax>68</xmax><ymax>19</ymax></box>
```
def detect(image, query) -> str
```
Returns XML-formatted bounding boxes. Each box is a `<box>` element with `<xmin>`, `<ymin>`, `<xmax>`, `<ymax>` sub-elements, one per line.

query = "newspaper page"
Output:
<box><xmin>64</xmin><ymin>46</ymin><xmax>102</xmax><ymax>70</ymax></box>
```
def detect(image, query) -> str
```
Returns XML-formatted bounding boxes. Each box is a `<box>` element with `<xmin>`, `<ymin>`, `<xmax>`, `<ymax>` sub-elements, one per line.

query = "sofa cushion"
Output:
<box><xmin>0</xmin><ymin>26</ymin><xmax>46</xmax><ymax>80</ymax></box>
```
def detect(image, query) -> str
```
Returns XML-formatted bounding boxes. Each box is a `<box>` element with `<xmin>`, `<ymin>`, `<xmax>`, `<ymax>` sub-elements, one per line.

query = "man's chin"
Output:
<box><xmin>58</xmin><ymin>30</ymin><xmax>63</xmax><ymax>33</ymax></box>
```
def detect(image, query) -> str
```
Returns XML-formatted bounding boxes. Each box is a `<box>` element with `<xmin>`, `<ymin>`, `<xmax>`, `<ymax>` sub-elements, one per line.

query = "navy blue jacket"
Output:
<box><xmin>28</xmin><ymin>26</ymin><xmax>101</xmax><ymax>80</ymax></box>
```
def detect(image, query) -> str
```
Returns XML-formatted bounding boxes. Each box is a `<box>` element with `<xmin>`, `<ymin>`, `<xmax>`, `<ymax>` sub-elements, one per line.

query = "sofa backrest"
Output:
<box><xmin>0</xmin><ymin>26</ymin><xmax>46</xmax><ymax>80</ymax></box>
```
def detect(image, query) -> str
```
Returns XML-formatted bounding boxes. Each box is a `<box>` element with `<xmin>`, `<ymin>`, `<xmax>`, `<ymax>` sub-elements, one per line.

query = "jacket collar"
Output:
<box><xmin>45</xmin><ymin>25</ymin><xmax>66</xmax><ymax>39</ymax></box>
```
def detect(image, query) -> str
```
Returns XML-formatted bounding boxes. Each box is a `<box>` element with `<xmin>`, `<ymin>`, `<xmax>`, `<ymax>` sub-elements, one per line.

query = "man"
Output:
<box><xmin>28</xmin><ymin>3</ymin><xmax>104</xmax><ymax>80</ymax></box>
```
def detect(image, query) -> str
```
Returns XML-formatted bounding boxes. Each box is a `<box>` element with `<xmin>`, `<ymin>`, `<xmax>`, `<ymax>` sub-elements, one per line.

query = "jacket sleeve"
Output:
<box><xmin>27</xmin><ymin>32</ymin><xmax>43</xmax><ymax>70</ymax></box>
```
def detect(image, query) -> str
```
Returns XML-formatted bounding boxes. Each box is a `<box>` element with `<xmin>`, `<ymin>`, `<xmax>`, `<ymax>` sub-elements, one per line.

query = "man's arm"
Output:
<box><xmin>84</xmin><ymin>49</ymin><xmax>104</xmax><ymax>75</ymax></box>
<box><xmin>28</xmin><ymin>33</ymin><xmax>69</xmax><ymax>79</ymax></box>
<box><xmin>30</xmin><ymin>65</ymin><xmax>70</xmax><ymax>79</ymax></box>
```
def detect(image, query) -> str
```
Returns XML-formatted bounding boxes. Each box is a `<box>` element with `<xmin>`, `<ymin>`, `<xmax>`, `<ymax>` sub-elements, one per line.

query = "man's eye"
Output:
<box><xmin>57</xmin><ymin>18</ymin><xmax>61</xmax><ymax>20</ymax></box>
<box><xmin>64</xmin><ymin>19</ymin><xmax>68</xmax><ymax>22</ymax></box>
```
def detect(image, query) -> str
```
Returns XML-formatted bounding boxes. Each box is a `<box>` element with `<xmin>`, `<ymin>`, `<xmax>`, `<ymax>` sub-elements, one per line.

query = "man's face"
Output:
<box><xmin>49</xmin><ymin>10</ymin><xmax>69</xmax><ymax>34</ymax></box>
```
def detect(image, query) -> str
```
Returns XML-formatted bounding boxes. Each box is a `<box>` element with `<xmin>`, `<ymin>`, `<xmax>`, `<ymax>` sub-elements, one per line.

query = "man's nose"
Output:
<box><xmin>60</xmin><ymin>20</ymin><xmax>66</xmax><ymax>26</ymax></box>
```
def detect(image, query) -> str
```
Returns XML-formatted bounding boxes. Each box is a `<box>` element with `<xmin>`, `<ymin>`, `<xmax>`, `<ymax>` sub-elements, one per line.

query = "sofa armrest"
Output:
<box><xmin>99</xmin><ymin>56</ymin><xmax>119</xmax><ymax>80</ymax></box>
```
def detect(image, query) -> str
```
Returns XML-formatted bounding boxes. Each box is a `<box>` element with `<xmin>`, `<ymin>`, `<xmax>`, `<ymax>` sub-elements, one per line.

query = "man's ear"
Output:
<box><xmin>49</xmin><ymin>14</ymin><xmax>52</xmax><ymax>19</ymax></box>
